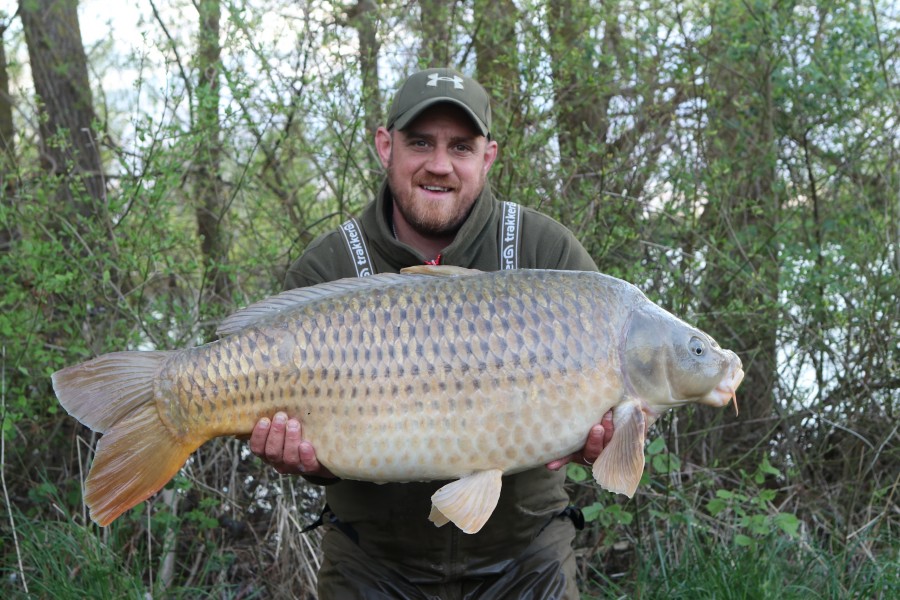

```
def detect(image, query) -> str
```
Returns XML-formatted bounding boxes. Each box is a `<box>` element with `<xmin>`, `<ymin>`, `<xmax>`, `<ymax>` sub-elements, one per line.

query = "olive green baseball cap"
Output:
<box><xmin>386</xmin><ymin>68</ymin><xmax>492</xmax><ymax>137</ymax></box>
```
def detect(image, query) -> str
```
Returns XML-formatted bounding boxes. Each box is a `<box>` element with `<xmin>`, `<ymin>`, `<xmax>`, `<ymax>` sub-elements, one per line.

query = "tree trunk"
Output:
<box><xmin>348</xmin><ymin>1</ymin><xmax>380</xmax><ymax>135</ymax></box>
<box><xmin>691</xmin><ymin>1</ymin><xmax>781</xmax><ymax>461</ymax></box>
<box><xmin>347</xmin><ymin>0</ymin><xmax>382</xmax><ymax>181</ymax></box>
<box><xmin>20</xmin><ymin>0</ymin><xmax>105</xmax><ymax>222</ymax></box>
<box><xmin>473</xmin><ymin>0</ymin><xmax>521</xmax><ymax>196</ymax></box>
<box><xmin>0</xmin><ymin>20</ymin><xmax>17</xmax><ymax>254</ymax></box>
<box><xmin>194</xmin><ymin>0</ymin><xmax>231</xmax><ymax>335</ymax></box>
<box><xmin>417</xmin><ymin>0</ymin><xmax>455</xmax><ymax>68</ymax></box>
<box><xmin>19</xmin><ymin>0</ymin><xmax>124</xmax><ymax>328</ymax></box>
<box><xmin>546</xmin><ymin>0</ymin><xmax>681</xmax><ymax>267</ymax></box>
<box><xmin>547</xmin><ymin>0</ymin><xmax>611</xmax><ymax>207</ymax></box>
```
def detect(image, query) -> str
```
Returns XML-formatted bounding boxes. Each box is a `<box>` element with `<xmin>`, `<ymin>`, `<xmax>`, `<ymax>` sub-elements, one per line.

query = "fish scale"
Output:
<box><xmin>161</xmin><ymin>271</ymin><xmax>611</xmax><ymax>480</ymax></box>
<box><xmin>52</xmin><ymin>267</ymin><xmax>743</xmax><ymax>532</ymax></box>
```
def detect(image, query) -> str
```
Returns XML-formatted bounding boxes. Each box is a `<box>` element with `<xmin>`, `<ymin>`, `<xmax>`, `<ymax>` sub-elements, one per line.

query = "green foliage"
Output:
<box><xmin>2</xmin><ymin>0</ymin><xmax>898</xmax><ymax>597</ymax></box>
<box><xmin>582</xmin><ymin>501</ymin><xmax>634</xmax><ymax>529</ymax></box>
<box><xmin>7</xmin><ymin>520</ymin><xmax>146</xmax><ymax>599</ymax></box>
<box><xmin>0</xmin><ymin>494</ymin><xmax>267</xmax><ymax>599</ymax></box>
<box><xmin>705</xmin><ymin>457</ymin><xmax>802</xmax><ymax>547</ymax></box>
<box><xmin>575</xmin><ymin>453</ymin><xmax>896</xmax><ymax>598</ymax></box>
<box><xmin>184</xmin><ymin>498</ymin><xmax>223</xmax><ymax>532</ymax></box>
<box><xmin>646</xmin><ymin>436</ymin><xmax>683</xmax><ymax>475</ymax></box>
<box><xmin>620</xmin><ymin>526</ymin><xmax>899</xmax><ymax>600</ymax></box>
<box><xmin>567</xmin><ymin>464</ymin><xmax>636</xmax><ymax>527</ymax></box>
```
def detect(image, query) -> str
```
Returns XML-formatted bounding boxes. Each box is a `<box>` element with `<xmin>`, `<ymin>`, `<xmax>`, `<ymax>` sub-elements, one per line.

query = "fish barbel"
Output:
<box><xmin>53</xmin><ymin>266</ymin><xmax>743</xmax><ymax>533</ymax></box>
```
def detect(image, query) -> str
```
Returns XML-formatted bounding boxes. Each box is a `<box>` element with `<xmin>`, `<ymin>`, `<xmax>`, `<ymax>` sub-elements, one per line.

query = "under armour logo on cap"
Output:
<box><xmin>427</xmin><ymin>73</ymin><xmax>464</xmax><ymax>89</ymax></box>
<box><xmin>386</xmin><ymin>68</ymin><xmax>492</xmax><ymax>137</ymax></box>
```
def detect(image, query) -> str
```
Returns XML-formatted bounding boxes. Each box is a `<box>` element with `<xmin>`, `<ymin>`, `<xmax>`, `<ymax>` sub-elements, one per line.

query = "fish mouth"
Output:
<box><xmin>701</xmin><ymin>366</ymin><xmax>745</xmax><ymax>415</ymax></box>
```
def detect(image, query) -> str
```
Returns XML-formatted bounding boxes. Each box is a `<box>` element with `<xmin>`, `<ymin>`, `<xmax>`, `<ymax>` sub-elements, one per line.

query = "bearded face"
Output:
<box><xmin>376</xmin><ymin>104</ymin><xmax>498</xmax><ymax>239</ymax></box>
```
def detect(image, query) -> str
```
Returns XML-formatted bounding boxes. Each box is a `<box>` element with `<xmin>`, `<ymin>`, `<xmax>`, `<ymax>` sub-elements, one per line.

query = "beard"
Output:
<box><xmin>386</xmin><ymin>157</ymin><xmax>485</xmax><ymax>237</ymax></box>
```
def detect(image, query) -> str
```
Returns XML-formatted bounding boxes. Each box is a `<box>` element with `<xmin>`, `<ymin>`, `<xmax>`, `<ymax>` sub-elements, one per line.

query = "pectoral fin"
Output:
<box><xmin>429</xmin><ymin>469</ymin><xmax>503</xmax><ymax>534</ymax></box>
<box><xmin>592</xmin><ymin>401</ymin><xmax>646</xmax><ymax>497</ymax></box>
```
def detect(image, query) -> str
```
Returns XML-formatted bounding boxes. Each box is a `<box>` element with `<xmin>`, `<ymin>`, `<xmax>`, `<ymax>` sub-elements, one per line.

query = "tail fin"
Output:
<box><xmin>52</xmin><ymin>351</ymin><xmax>201</xmax><ymax>526</ymax></box>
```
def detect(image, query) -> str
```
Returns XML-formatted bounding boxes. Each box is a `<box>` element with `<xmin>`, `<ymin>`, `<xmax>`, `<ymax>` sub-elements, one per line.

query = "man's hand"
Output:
<box><xmin>248</xmin><ymin>412</ymin><xmax>336</xmax><ymax>479</ymax></box>
<box><xmin>546</xmin><ymin>410</ymin><xmax>614</xmax><ymax>471</ymax></box>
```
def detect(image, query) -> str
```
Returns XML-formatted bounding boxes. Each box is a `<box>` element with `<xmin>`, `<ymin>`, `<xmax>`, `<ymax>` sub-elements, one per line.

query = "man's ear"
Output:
<box><xmin>482</xmin><ymin>138</ymin><xmax>499</xmax><ymax>175</ymax></box>
<box><xmin>375</xmin><ymin>126</ymin><xmax>393</xmax><ymax>169</ymax></box>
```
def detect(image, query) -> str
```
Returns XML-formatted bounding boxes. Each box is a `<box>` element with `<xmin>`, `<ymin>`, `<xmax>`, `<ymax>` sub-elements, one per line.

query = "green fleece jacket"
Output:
<box><xmin>284</xmin><ymin>180</ymin><xmax>597</xmax><ymax>581</ymax></box>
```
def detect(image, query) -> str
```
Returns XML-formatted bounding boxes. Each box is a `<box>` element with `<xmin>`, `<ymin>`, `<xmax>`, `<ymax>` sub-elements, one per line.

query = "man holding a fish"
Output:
<box><xmin>249</xmin><ymin>68</ymin><xmax>614</xmax><ymax>599</ymax></box>
<box><xmin>53</xmin><ymin>67</ymin><xmax>740</xmax><ymax>599</ymax></box>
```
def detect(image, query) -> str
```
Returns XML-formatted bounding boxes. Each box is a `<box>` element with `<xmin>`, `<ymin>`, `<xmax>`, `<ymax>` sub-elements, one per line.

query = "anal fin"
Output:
<box><xmin>430</xmin><ymin>469</ymin><xmax>503</xmax><ymax>534</ymax></box>
<box><xmin>428</xmin><ymin>504</ymin><xmax>450</xmax><ymax>528</ymax></box>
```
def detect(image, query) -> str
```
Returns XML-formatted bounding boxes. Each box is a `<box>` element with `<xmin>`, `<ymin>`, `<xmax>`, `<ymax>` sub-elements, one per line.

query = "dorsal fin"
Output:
<box><xmin>217</xmin><ymin>273</ymin><xmax>418</xmax><ymax>337</ymax></box>
<box><xmin>401</xmin><ymin>265</ymin><xmax>481</xmax><ymax>277</ymax></box>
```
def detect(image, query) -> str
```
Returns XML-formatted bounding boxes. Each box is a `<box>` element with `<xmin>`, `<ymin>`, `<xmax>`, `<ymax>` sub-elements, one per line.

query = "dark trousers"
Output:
<box><xmin>316</xmin><ymin>517</ymin><xmax>579</xmax><ymax>600</ymax></box>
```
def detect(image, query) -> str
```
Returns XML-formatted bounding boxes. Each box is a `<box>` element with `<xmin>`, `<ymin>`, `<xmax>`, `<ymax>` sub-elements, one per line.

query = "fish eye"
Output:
<box><xmin>689</xmin><ymin>337</ymin><xmax>705</xmax><ymax>356</ymax></box>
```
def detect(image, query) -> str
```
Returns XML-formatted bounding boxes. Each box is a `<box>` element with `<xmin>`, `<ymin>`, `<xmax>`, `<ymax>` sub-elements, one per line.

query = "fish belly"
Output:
<box><xmin>159</xmin><ymin>271</ymin><xmax>625</xmax><ymax>482</ymax></box>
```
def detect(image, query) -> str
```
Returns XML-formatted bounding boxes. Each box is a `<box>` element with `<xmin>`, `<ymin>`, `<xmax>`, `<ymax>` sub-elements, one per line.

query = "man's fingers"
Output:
<box><xmin>264</xmin><ymin>412</ymin><xmax>288</xmax><ymax>462</ymax></box>
<box><xmin>300</xmin><ymin>441</ymin><xmax>337</xmax><ymax>477</ymax></box>
<box><xmin>581</xmin><ymin>423</ymin><xmax>607</xmax><ymax>464</ymax></box>
<box><xmin>601</xmin><ymin>410</ymin><xmax>614</xmax><ymax>447</ymax></box>
<box><xmin>281</xmin><ymin>418</ymin><xmax>303</xmax><ymax>467</ymax></box>
<box><xmin>299</xmin><ymin>441</ymin><xmax>317</xmax><ymax>473</ymax></box>
<box><xmin>248</xmin><ymin>417</ymin><xmax>271</xmax><ymax>456</ymax></box>
<box><xmin>546</xmin><ymin>454</ymin><xmax>575</xmax><ymax>471</ymax></box>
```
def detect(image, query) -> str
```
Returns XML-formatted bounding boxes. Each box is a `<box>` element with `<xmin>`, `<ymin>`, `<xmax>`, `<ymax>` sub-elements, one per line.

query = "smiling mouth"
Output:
<box><xmin>421</xmin><ymin>185</ymin><xmax>453</xmax><ymax>193</ymax></box>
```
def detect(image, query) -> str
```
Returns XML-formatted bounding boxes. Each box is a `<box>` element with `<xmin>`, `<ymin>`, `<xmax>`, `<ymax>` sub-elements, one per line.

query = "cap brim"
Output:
<box><xmin>391</xmin><ymin>97</ymin><xmax>489</xmax><ymax>137</ymax></box>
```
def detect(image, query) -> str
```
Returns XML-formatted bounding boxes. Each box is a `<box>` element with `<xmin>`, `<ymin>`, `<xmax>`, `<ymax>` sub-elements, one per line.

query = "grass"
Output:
<box><xmin>3</xmin><ymin>502</ymin><xmax>896</xmax><ymax>599</ymax></box>
<box><xmin>579</xmin><ymin>525</ymin><xmax>898</xmax><ymax>599</ymax></box>
<box><xmin>572</xmin><ymin>482</ymin><xmax>898</xmax><ymax>600</ymax></box>
<box><xmin>1</xmin><ymin>465</ymin><xmax>322</xmax><ymax>599</ymax></box>
<box><xmin>2</xmin><ymin>454</ymin><xmax>896</xmax><ymax>598</ymax></box>
<box><xmin>3</xmin><ymin>517</ymin><xmax>146</xmax><ymax>599</ymax></box>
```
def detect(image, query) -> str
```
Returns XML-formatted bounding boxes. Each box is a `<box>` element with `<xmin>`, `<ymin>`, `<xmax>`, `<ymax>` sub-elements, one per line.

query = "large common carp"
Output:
<box><xmin>53</xmin><ymin>266</ymin><xmax>743</xmax><ymax>533</ymax></box>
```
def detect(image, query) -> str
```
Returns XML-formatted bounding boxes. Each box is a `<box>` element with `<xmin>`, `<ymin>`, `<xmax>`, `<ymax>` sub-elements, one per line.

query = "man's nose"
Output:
<box><xmin>425</xmin><ymin>148</ymin><xmax>453</xmax><ymax>175</ymax></box>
